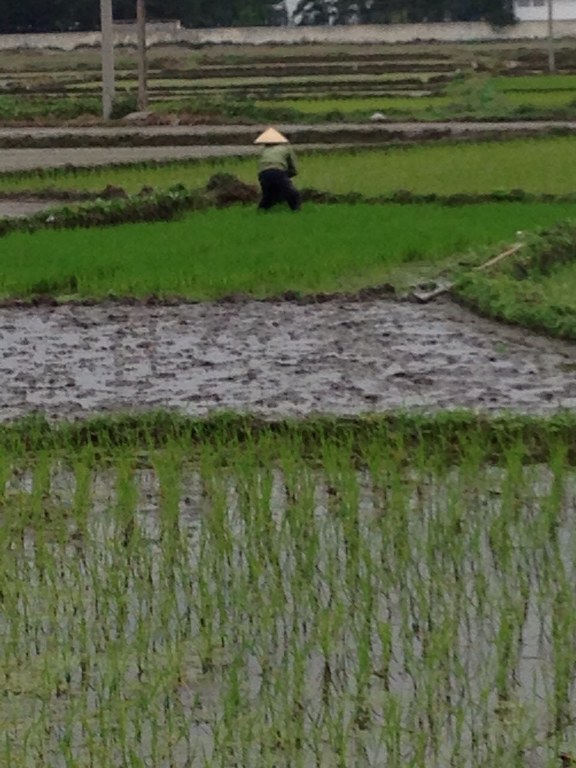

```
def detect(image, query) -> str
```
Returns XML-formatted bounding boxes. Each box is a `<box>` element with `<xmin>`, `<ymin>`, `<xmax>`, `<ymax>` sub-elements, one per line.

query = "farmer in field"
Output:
<box><xmin>255</xmin><ymin>127</ymin><xmax>301</xmax><ymax>212</ymax></box>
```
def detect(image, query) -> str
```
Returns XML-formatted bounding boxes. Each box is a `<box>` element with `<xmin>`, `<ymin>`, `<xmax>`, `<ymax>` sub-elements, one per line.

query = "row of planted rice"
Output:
<box><xmin>6</xmin><ymin>40</ymin><xmax>576</xmax><ymax>122</ymax></box>
<box><xmin>2</xmin><ymin>423</ymin><xmax>575</xmax><ymax>767</ymax></box>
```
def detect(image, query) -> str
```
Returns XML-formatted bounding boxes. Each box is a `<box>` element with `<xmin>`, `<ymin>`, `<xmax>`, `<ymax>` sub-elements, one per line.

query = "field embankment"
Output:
<box><xmin>454</xmin><ymin>220</ymin><xmax>576</xmax><ymax>339</ymax></box>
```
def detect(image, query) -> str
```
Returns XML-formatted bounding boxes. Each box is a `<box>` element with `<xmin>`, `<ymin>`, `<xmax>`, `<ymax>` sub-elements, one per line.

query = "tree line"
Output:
<box><xmin>294</xmin><ymin>0</ymin><xmax>515</xmax><ymax>26</ymax></box>
<box><xmin>0</xmin><ymin>0</ymin><xmax>515</xmax><ymax>33</ymax></box>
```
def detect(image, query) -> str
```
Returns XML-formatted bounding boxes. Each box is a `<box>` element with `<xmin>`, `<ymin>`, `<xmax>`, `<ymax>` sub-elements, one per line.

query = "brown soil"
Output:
<box><xmin>1</xmin><ymin>298</ymin><xmax>575</xmax><ymax>421</ymax></box>
<box><xmin>160</xmin><ymin>62</ymin><xmax>456</xmax><ymax>79</ymax></box>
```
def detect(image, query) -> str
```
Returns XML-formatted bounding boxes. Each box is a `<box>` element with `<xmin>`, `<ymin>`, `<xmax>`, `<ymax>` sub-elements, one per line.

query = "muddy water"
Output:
<box><xmin>4</xmin><ymin>461</ymin><xmax>576</xmax><ymax>767</ymax></box>
<box><xmin>0</xmin><ymin>199</ymin><xmax>67</xmax><ymax>218</ymax></box>
<box><xmin>1</xmin><ymin>298</ymin><xmax>575</xmax><ymax>420</ymax></box>
<box><xmin>0</xmin><ymin>145</ymin><xmax>259</xmax><ymax>172</ymax></box>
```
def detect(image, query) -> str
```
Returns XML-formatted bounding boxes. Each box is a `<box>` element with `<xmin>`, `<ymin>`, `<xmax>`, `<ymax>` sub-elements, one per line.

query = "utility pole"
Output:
<box><xmin>547</xmin><ymin>0</ymin><xmax>556</xmax><ymax>73</ymax></box>
<box><xmin>100</xmin><ymin>0</ymin><xmax>115</xmax><ymax>119</ymax></box>
<box><xmin>136</xmin><ymin>0</ymin><xmax>148</xmax><ymax>110</ymax></box>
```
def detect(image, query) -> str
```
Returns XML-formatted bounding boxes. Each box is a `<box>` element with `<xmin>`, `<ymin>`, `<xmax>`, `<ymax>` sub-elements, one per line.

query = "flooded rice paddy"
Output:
<box><xmin>3</xmin><ymin>452</ymin><xmax>576</xmax><ymax>766</ymax></box>
<box><xmin>0</xmin><ymin>298</ymin><xmax>575</xmax><ymax>420</ymax></box>
<box><xmin>3</xmin><ymin>102</ymin><xmax>576</xmax><ymax>768</ymax></box>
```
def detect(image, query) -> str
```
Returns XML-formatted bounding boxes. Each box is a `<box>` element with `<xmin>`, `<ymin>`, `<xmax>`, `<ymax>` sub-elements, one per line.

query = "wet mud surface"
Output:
<box><xmin>0</xmin><ymin>198</ymin><xmax>67</xmax><ymax>218</ymax></box>
<box><xmin>1</xmin><ymin>298</ymin><xmax>575</xmax><ymax>420</ymax></box>
<box><xmin>2</xmin><ymin>120</ymin><xmax>576</xmax><ymax>142</ymax></box>
<box><xmin>0</xmin><ymin>145</ymin><xmax>259</xmax><ymax>173</ymax></box>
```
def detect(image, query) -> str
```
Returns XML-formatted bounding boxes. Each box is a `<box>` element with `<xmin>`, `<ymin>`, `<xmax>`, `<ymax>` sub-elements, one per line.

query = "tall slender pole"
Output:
<box><xmin>100</xmin><ymin>0</ymin><xmax>115</xmax><ymax>119</ymax></box>
<box><xmin>547</xmin><ymin>0</ymin><xmax>556</xmax><ymax>73</ymax></box>
<box><xmin>137</xmin><ymin>0</ymin><xmax>148</xmax><ymax>110</ymax></box>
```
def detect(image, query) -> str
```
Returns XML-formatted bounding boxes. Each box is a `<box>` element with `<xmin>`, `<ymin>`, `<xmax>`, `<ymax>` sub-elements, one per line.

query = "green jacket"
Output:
<box><xmin>258</xmin><ymin>144</ymin><xmax>298</xmax><ymax>177</ymax></box>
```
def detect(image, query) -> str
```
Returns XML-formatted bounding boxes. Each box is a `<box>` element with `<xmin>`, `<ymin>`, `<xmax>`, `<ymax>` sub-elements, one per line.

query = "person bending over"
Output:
<box><xmin>254</xmin><ymin>127</ymin><xmax>301</xmax><ymax>212</ymax></box>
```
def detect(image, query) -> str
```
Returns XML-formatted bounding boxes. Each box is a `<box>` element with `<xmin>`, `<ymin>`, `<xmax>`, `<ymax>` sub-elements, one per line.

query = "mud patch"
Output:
<box><xmin>0</xmin><ymin>199</ymin><xmax>70</xmax><ymax>218</ymax></box>
<box><xmin>2</xmin><ymin>122</ymin><xmax>576</xmax><ymax>165</ymax></box>
<box><xmin>0</xmin><ymin>145</ymin><xmax>259</xmax><ymax>173</ymax></box>
<box><xmin>0</xmin><ymin>298</ymin><xmax>575</xmax><ymax>421</ymax></box>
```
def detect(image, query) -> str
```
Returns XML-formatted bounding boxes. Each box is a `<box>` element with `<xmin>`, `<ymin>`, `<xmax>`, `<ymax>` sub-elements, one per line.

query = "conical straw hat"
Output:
<box><xmin>254</xmin><ymin>127</ymin><xmax>289</xmax><ymax>145</ymax></box>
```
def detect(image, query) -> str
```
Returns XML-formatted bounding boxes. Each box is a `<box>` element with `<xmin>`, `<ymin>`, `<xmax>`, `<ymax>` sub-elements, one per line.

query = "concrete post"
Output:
<box><xmin>100</xmin><ymin>0</ymin><xmax>115</xmax><ymax>119</ymax></box>
<box><xmin>547</xmin><ymin>0</ymin><xmax>556</xmax><ymax>73</ymax></box>
<box><xmin>137</xmin><ymin>0</ymin><xmax>148</xmax><ymax>110</ymax></box>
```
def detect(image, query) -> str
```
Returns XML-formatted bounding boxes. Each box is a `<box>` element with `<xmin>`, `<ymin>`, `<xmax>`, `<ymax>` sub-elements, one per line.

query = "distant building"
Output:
<box><xmin>514</xmin><ymin>0</ymin><xmax>576</xmax><ymax>21</ymax></box>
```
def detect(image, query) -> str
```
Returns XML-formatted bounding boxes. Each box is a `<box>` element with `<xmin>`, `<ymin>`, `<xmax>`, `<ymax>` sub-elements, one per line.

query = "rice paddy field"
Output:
<box><xmin>5</xmin><ymin>38</ymin><xmax>576</xmax><ymax>123</ymax></box>
<box><xmin>2</xmin><ymin>159</ymin><xmax>576</xmax><ymax>766</ymax></box>
<box><xmin>2</xmin><ymin>201</ymin><xmax>576</xmax><ymax>301</ymax></box>
<box><xmin>3</xmin><ymin>135</ymin><xmax>576</xmax><ymax>198</ymax></box>
<box><xmin>4</xmin><ymin>36</ymin><xmax>576</xmax><ymax>768</ymax></box>
<box><xmin>1</xmin><ymin>417</ymin><xmax>576</xmax><ymax>767</ymax></box>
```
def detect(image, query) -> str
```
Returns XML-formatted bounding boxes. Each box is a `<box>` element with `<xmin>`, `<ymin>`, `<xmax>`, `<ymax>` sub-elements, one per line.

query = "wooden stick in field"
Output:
<box><xmin>474</xmin><ymin>243</ymin><xmax>523</xmax><ymax>272</ymax></box>
<box><xmin>410</xmin><ymin>242</ymin><xmax>523</xmax><ymax>303</ymax></box>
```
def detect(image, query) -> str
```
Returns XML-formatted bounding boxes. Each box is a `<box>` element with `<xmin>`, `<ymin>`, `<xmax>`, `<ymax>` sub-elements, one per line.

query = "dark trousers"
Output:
<box><xmin>258</xmin><ymin>169</ymin><xmax>301</xmax><ymax>211</ymax></box>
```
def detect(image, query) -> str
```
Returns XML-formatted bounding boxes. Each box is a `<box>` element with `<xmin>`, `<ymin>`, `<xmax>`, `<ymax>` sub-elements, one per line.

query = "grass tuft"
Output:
<box><xmin>455</xmin><ymin>220</ymin><xmax>576</xmax><ymax>339</ymax></box>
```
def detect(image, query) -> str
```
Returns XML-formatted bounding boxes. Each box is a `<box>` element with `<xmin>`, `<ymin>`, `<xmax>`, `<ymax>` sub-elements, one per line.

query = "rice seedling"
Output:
<box><xmin>493</xmin><ymin>74</ymin><xmax>576</xmax><ymax>91</ymax></box>
<box><xmin>3</xmin><ymin>136</ymin><xmax>576</xmax><ymax>199</ymax></box>
<box><xmin>289</xmin><ymin>136</ymin><xmax>576</xmax><ymax>199</ymax></box>
<box><xmin>256</xmin><ymin>94</ymin><xmax>450</xmax><ymax>115</ymax></box>
<box><xmin>0</xmin><ymin>418</ymin><xmax>575</xmax><ymax>766</ymax></box>
<box><xmin>5</xmin><ymin>37</ymin><xmax>576</xmax><ymax>126</ymax></box>
<box><xmin>1</xmin><ymin>201</ymin><xmax>575</xmax><ymax>300</ymax></box>
<box><xmin>0</xmin><ymin>94</ymin><xmax>100</xmax><ymax>121</ymax></box>
<box><xmin>506</xmin><ymin>90</ymin><xmax>576</xmax><ymax>108</ymax></box>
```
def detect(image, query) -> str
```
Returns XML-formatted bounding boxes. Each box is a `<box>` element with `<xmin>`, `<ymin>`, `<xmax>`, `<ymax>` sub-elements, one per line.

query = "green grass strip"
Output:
<box><xmin>3</xmin><ymin>410</ymin><xmax>576</xmax><ymax>464</ymax></box>
<box><xmin>3</xmin><ymin>202</ymin><xmax>576</xmax><ymax>300</ymax></box>
<box><xmin>456</xmin><ymin>270</ymin><xmax>576</xmax><ymax>339</ymax></box>
<box><xmin>493</xmin><ymin>74</ymin><xmax>576</xmax><ymax>91</ymax></box>
<box><xmin>256</xmin><ymin>95</ymin><xmax>450</xmax><ymax>115</ymax></box>
<box><xmin>455</xmin><ymin>219</ymin><xmax>576</xmax><ymax>339</ymax></box>
<box><xmin>3</xmin><ymin>136</ymin><xmax>576</xmax><ymax>198</ymax></box>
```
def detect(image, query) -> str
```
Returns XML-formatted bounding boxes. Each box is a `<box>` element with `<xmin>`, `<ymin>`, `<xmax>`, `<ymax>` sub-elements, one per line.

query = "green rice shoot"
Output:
<box><xmin>3</xmin><ymin>202</ymin><xmax>576</xmax><ymax>299</ymax></box>
<box><xmin>3</xmin><ymin>137</ymin><xmax>576</xmax><ymax>199</ymax></box>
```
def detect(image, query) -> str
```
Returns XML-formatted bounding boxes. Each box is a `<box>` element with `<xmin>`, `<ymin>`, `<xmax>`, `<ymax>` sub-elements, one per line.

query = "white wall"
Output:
<box><xmin>113</xmin><ymin>20</ymin><xmax>182</xmax><ymax>34</ymax></box>
<box><xmin>3</xmin><ymin>20</ymin><xmax>576</xmax><ymax>51</ymax></box>
<box><xmin>514</xmin><ymin>0</ymin><xmax>576</xmax><ymax>22</ymax></box>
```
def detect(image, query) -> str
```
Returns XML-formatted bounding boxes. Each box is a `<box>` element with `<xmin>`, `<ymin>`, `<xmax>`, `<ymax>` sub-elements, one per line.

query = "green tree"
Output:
<box><xmin>360</xmin><ymin>0</ymin><xmax>516</xmax><ymax>24</ymax></box>
<box><xmin>358</xmin><ymin>0</ymin><xmax>404</xmax><ymax>23</ymax></box>
<box><xmin>182</xmin><ymin>0</ymin><xmax>286</xmax><ymax>26</ymax></box>
<box><xmin>0</xmin><ymin>0</ymin><xmax>514</xmax><ymax>31</ymax></box>
<box><xmin>481</xmin><ymin>0</ymin><xmax>516</xmax><ymax>26</ymax></box>
<box><xmin>294</xmin><ymin>0</ymin><xmax>333</xmax><ymax>25</ymax></box>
